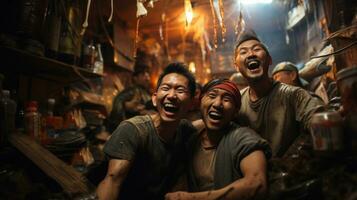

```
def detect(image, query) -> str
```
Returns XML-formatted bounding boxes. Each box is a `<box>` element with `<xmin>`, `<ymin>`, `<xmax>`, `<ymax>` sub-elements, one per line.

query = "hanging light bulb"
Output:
<box><xmin>185</xmin><ymin>0</ymin><xmax>194</xmax><ymax>26</ymax></box>
<box><xmin>189</xmin><ymin>61</ymin><xmax>196</xmax><ymax>73</ymax></box>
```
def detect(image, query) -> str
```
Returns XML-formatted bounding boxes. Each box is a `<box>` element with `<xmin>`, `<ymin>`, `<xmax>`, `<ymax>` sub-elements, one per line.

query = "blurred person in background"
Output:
<box><xmin>272</xmin><ymin>61</ymin><xmax>308</xmax><ymax>88</ymax></box>
<box><xmin>229</xmin><ymin>72</ymin><xmax>248</xmax><ymax>91</ymax></box>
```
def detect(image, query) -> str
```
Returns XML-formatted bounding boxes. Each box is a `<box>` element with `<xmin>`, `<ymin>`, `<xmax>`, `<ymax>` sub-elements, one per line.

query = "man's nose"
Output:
<box><xmin>212</xmin><ymin>98</ymin><xmax>223</xmax><ymax>108</ymax></box>
<box><xmin>247</xmin><ymin>49</ymin><xmax>256</xmax><ymax>57</ymax></box>
<box><xmin>167</xmin><ymin>89</ymin><xmax>177</xmax><ymax>99</ymax></box>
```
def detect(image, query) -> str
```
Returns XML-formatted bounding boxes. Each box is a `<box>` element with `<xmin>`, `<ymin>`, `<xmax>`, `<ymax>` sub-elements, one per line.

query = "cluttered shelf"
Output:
<box><xmin>0</xmin><ymin>46</ymin><xmax>102</xmax><ymax>83</ymax></box>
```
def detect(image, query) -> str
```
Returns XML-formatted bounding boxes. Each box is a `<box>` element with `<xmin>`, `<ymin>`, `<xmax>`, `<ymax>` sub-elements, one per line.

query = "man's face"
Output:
<box><xmin>152</xmin><ymin>73</ymin><xmax>192</xmax><ymax>122</ymax></box>
<box><xmin>134</xmin><ymin>72</ymin><xmax>151</xmax><ymax>89</ymax></box>
<box><xmin>273</xmin><ymin>71</ymin><xmax>297</xmax><ymax>86</ymax></box>
<box><xmin>200</xmin><ymin>88</ymin><xmax>237</xmax><ymax>131</ymax></box>
<box><xmin>234</xmin><ymin>40</ymin><xmax>271</xmax><ymax>82</ymax></box>
<box><xmin>124</xmin><ymin>92</ymin><xmax>145</xmax><ymax>115</ymax></box>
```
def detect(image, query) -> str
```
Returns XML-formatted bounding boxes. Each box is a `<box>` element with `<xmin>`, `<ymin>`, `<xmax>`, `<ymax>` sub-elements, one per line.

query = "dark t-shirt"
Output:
<box><xmin>104</xmin><ymin>115</ymin><xmax>195</xmax><ymax>200</ymax></box>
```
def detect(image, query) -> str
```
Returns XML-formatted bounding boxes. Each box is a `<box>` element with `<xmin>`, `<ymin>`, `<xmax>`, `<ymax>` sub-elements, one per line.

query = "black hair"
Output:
<box><xmin>133</xmin><ymin>62</ymin><xmax>149</xmax><ymax>76</ymax></box>
<box><xmin>156</xmin><ymin>62</ymin><xmax>196</xmax><ymax>97</ymax></box>
<box><xmin>106</xmin><ymin>87</ymin><xmax>142</xmax><ymax>132</ymax></box>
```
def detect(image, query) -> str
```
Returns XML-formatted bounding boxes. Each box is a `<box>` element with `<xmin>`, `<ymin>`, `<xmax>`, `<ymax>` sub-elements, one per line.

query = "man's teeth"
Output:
<box><xmin>164</xmin><ymin>103</ymin><xmax>175</xmax><ymax>108</ymax></box>
<box><xmin>209</xmin><ymin>111</ymin><xmax>222</xmax><ymax>120</ymax></box>
<box><xmin>210</xmin><ymin>112</ymin><xmax>221</xmax><ymax>117</ymax></box>
<box><xmin>248</xmin><ymin>60</ymin><xmax>258</xmax><ymax>65</ymax></box>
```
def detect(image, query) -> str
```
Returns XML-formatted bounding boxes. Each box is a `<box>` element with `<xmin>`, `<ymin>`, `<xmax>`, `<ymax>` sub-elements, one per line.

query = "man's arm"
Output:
<box><xmin>293</xmin><ymin>88</ymin><xmax>324</xmax><ymax>130</ymax></box>
<box><xmin>96</xmin><ymin>159</ymin><xmax>131</xmax><ymax>200</ymax></box>
<box><xmin>165</xmin><ymin>150</ymin><xmax>267</xmax><ymax>200</ymax></box>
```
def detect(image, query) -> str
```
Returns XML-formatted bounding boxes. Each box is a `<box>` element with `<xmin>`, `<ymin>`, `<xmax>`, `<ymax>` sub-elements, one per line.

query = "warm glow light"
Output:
<box><xmin>239</xmin><ymin>0</ymin><xmax>272</xmax><ymax>4</ymax></box>
<box><xmin>185</xmin><ymin>0</ymin><xmax>194</xmax><ymax>26</ymax></box>
<box><xmin>186</xmin><ymin>11</ymin><xmax>193</xmax><ymax>25</ymax></box>
<box><xmin>189</xmin><ymin>62</ymin><xmax>196</xmax><ymax>73</ymax></box>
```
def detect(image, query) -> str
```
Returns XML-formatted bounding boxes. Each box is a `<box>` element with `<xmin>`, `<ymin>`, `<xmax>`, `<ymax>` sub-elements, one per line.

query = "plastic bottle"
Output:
<box><xmin>25</xmin><ymin>101</ymin><xmax>42</xmax><ymax>143</ymax></box>
<box><xmin>93</xmin><ymin>43</ymin><xmax>104</xmax><ymax>74</ymax></box>
<box><xmin>0</xmin><ymin>90</ymin><xmax>17</xmax><ymax>145</ymax></box>
<box><xmin>43</xmin><ymin>98</ymin><xmax>63</xmax><ymax>141</ymax></box>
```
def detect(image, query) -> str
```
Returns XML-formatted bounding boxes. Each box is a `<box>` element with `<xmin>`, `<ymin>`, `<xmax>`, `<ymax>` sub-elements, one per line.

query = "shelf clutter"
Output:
<box><xmin>0</xmin><ymin>46</ymin><xmax>102</xmax><ymax>84</ymax></box>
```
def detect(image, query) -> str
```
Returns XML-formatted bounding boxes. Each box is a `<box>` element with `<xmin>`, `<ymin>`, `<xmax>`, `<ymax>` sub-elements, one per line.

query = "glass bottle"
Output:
<box><xmin>82</xmin><ymin>41</ymin><xmax>96</xmax><ymax>70</ymax></box>
<box><xmin>0</xmin><ymin>90</ymin><xmax>17</xmax><ymax>146</ymax></box>
<box><xmin>58</xmin><ymin>0</ymin><xmax>83</xmax><ymax>65</ymax></box>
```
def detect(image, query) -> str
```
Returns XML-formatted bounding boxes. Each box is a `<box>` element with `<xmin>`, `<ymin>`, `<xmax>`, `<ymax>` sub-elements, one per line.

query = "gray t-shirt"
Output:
<box><xmin>188</xmin><ymin>123</ymin><xmax>271</xmax><ymax>191</ymax></box>
<box><xmin>192</xmin><ymin>144</ymin><xmax>217</xmax><ymax>191</ymax></box>
<box><xmin>104</xmin><ymin>115</ymin><xmax>195</xmax><ymax>200</ymax></box>
<box><xmin>237</xmin><ymin>82</ymin><xmax>323</xmax><ymax>157</ymax></box>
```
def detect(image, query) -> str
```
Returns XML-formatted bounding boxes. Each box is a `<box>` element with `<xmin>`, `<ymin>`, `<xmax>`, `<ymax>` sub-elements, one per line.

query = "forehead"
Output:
<box><xmin>160</xmin><ymin>73</ymin><xmax>189</xmax><ymax>86</ymax></box>
<box><xmin>237</xmin><ymin>40</ymin><xmax>262</xmax><ymax>50</ymax></box>
<box><xmin>205</xmin><ymin>88</ymin><xmax>232</xmax><ymax>96</ymax></box>
<box><xmin>274</xmin><ymin>71</ymin><xmax>293</xmax><ymax>76</ymax></box>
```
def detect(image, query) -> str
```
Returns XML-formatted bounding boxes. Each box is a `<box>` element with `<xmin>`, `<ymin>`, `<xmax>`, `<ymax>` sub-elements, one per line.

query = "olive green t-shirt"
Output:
<box><xmin>237</xmin><ymin>82</ymin><xmax>323</xmax><ymax>157</ymax></box>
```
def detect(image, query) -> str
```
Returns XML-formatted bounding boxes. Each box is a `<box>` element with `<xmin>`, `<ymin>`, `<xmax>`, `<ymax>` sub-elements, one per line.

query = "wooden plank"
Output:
<box><xmin>8</xmin><ymin>132</ymin><xmax>94</xmax><ymax>195</ymax></box>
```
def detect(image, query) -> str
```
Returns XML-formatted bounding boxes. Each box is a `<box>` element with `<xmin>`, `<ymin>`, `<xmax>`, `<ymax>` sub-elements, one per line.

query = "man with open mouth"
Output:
<box><xmin>165</xmin><ymin>78</ymin><xmax>271</xmax><ymax>200</ymax></box>
<box><xmin>97</xmin><ymin>62</ymin><xmax>197</xmax><ymax>200</ymax></box>
<box><xmin>233</xmin><ymin>30</ymin><xmax>324</xmax><ymax>157</ymax></box>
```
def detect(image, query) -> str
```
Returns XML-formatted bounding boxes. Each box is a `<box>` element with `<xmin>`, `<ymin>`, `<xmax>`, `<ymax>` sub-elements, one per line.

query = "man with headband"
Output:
<box><xmin>165</xmin><ymin>79</ymin><xmax>271</xmax><ymax>200</ymax></box>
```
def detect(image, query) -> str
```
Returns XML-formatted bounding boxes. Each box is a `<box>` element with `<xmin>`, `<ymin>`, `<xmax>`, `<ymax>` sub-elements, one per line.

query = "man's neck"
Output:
<box><xmin>201</xmin><ymin>129</ymin><xmax>224</xmax><ymax>148</ymax></box>
<box><xmin>248</xmin><ymin>78</ymin><xmax>273</xmax><ymax>102</ymax></box>
<box><xmin>151</xmin><ymin>113</ymin><xmax>180</xmax><ymax>143</ymax></box>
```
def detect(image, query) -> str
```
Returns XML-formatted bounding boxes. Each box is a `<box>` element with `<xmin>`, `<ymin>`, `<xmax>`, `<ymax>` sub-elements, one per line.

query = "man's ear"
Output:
<box><xmin>291</xmin><ymin>71</ymin><xmax>298</xmax><ymax>82</ymax></box>
<box><xmin>234</xmin><ymin>61</ymin><xmax>240</xmax><ymax>72</ymax></box>
<box><xmin>151</xmin><ymin>92</ymin><xmax>157</xmax><ymax>107</ymax></box>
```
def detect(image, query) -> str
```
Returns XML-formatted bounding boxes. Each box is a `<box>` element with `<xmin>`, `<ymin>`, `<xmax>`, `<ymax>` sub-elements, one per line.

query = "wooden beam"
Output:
<box><xmin>8</xmin><ymin>132</ymin><xmax>95</xmax><ymax>196</ymax></box>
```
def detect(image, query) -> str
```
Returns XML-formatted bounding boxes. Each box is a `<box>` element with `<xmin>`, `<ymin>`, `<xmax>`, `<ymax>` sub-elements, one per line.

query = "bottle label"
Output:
<box><xmin>311</xmin><ymin>125</ymin><xmax>344</xmax><ymax>151</ymax></box>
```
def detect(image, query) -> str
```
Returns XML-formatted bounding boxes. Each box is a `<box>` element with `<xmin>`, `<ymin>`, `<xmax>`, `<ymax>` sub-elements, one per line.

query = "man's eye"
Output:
<box><xmin>160</xmin><ymin>86</ymin><xmax>170</xmax><ymax>91</ymax></box>
<box><xmin>253</xmin><ymin>47</ymin><xmax>262</xmax><ymax>51</ymax></box>
<box><xmin>176</xmin><ymin>88</ymin><xmax>186</xmax><ymax>94</ymax></box>
<box><xmin>239</xmin><ymin>50</ymin><xmax>247</xmax><ymax>55</ymax></box>
<box><xmin>223</xmin><ymin>95</ymin><xmax>234</xmax><ymax>102</ymax></box>
<box><xmin>208</xmin><ymin>93</ymin><xmax>216</xmax><ymax>98</ymax></box>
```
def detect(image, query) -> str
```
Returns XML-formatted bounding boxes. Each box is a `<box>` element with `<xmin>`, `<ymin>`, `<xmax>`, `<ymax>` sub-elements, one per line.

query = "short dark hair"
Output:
<box><xmin>133</xmin><ymin>62</ymin><xmax>149</xmax><ymax>76</ymax></box>
<box><xmin>234</xmin><ymin>29</ymin><xmax>270</xmax><ymax>58</ymax></box>
<box><xmin>156</xmin><ymin>62</ymin><xmax>196</xmax><ymax>97</ymax></box>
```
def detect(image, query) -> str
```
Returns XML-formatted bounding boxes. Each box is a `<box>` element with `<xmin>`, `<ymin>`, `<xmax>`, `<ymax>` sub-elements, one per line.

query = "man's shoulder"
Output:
<box><xmin>125</xmin><ymin>115</ymin><xmax>152</xmax><ymax>125</ymax></box>
<box><xmin>275</xmin><ymin>82</ymin><xmax>305</xmax><ymax>93</ymax></box>
<box><xmin>123</xmin><ymin>115</ymin><xmax>154</xmax><ymax>138</ymax></box>
<box><xmin>227</xmin><ymin>123</ymin><xmax>260</xmax><ymax>140</ymax></box>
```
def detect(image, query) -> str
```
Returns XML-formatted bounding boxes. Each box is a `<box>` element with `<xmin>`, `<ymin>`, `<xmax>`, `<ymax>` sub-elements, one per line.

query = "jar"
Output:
<box><xmin>310</xmin><ymin>111</ymin><xmax>344</xmax><ymax>156</ymax></box>
<box><xmin>58</xmin><ymin>0</ymin><xmax>83</xmax><ymax>65</ymax></box>
<box><xmin>336</xmin><ymin>67</ymin><xmax>357</xmax><ymax>152</ymax></box>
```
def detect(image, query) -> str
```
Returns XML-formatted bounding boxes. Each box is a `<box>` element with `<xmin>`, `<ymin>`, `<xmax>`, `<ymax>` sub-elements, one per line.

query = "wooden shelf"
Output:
<box><xmin>8</xmin><ymin>132</ymin><xmax>94</xmax><ymax>195</ymax></box>
<box><xmin>0</xmin><ymin>46</ymin><xmax>103</xmax><ymax>83</ymax></box>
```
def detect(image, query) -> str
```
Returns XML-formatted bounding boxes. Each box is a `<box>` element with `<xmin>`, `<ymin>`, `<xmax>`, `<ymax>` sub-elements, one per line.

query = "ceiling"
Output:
<box><xmin>96</xmin><ymin>0</ymin><xmax>287</xmax><ymax>46</ymax></box>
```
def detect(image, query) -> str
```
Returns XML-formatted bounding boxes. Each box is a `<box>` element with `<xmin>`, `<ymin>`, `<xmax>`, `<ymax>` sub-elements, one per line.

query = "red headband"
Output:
<box><xmin>212</xmin><ymin>81</ymin><xmax>241</xmax><ymax>107</ymax></box>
